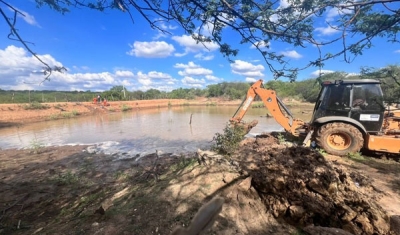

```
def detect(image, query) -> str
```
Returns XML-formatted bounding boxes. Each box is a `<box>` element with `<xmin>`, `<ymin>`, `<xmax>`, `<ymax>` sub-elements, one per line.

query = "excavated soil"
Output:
<box><xmin>234</xmin><ymin>134</ymin><xmax>398</xmax><ymax>235</ymax></box>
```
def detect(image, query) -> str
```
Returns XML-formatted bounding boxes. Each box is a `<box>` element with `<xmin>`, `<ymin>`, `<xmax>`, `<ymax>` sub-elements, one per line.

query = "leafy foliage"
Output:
<box><xmin>2</xmin><ymin>0</ymin><xmax>399</xmax><ymax>81</ymax></box>
<box><xmin>29</xmin><ymin>138</ymin><xmax>44</xmax><ymax>154</ymax></box>
<box><xmin>211</xmin><ymin>124</ymin><xmax>247</xmax><ymax>156</ymax></box>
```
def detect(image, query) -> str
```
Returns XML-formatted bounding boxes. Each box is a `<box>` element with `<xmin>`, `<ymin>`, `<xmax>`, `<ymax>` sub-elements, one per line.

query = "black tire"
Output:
<box><xmin>315</xmin><ymin>123</ymin><xmax>364</xmax><ymax>156</ymax></box>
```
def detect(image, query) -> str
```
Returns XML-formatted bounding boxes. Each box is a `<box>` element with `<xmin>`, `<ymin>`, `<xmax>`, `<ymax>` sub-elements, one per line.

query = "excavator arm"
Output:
<box><xmin>230</xmin><ymin>79</ymin><xmax>306</xmax><ymax>136</ymax></box>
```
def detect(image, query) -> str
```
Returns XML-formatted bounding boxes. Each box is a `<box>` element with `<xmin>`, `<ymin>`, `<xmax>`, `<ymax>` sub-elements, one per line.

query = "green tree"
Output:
<box><xmin>360</xmin><ymin>65</ymin><xmax>400</xmax><ymax>103</ymax></box>
<box><xmin>2</xmin><ymin>0</ymin><xmax>399</xmax><ymax>81</ymax></box>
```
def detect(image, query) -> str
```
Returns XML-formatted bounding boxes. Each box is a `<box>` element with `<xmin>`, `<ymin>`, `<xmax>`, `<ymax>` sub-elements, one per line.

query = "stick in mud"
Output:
<box><xmin>189</xmin><ymin>113</ymin><xmax>193</xmax><ymax>125</ymax></box>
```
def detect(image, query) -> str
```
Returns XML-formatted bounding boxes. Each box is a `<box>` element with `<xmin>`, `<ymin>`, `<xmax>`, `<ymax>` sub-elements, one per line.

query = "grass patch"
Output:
<box><xmin>52</xmin><ymin>171</ymin><xmax>79</xmax><ymax>185</ymax></box>
<box><xmin>347</xmin><ymin>151</ymin><xmax>365</xmax><ymax>161</ymax></box>
<box><xmin>23</xmin><ymin>102</ymin><xmax>50</xmax><ymax>110</ymax></box>
<box><xmin>121</xmin><ymin>104</ymin><xmax>132</xmax><ymax>112</ymax></box>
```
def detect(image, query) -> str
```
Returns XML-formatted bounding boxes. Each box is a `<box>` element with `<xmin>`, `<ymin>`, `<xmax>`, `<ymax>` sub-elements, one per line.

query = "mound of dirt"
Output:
<box><xmin>234</xmin><ymin>134</ymin><xmax>391</xmax><ymax>235</ymax></box>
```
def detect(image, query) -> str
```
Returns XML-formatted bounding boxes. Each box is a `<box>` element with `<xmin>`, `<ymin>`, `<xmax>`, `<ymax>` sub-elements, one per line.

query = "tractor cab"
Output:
<box><xmin>311</xmin><ymin>79</ymin><xmax>385</xmax><ymax>133</ymax></box>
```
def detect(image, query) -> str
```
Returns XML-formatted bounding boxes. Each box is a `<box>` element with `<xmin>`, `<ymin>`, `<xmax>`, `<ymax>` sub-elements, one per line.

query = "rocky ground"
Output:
<box><xmin>0</xmin><ymin>133</ymin><xmax>399</xmax><ymax>235</ymax></box>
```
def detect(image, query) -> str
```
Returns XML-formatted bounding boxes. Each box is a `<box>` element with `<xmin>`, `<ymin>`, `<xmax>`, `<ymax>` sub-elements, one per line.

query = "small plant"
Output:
<box><xmin>108</xmin><ymin>107</ymin><xmax>115</xmax><ymax>112</ymax></box>
<box><xmin>276</xmin><ymin>132</ymin><xmax>286</xmax><ymax>144</ymax></box>
<box><xmin>211</xmin><ymin>123</ymin><xmax>247</xmax><ymax>156</ymax></box>
<box><xmin>347</xmin><ymin>151</ymin><xmax>365</xmax><ymax>160</ymax></box>
<box><xmin>168</xmin><ymin>101</ymin><xmax>172</xmax><ymax>107</ymax></box>
<box><xmin>52</xmin><ymin>171</ymin><xmax>79</xmax><ymax>185</ymax></box>
<box><xmin>121</xmin><ymin>104</ymin><xmax>132</xmax><ymax>112</ymax></box>
<box><xmin>54</xmin><ymin>104</ymin><xmax>62</xmax><ymax>109</ymax></box>
<box><xmin>29</xmin><ymin>138</ymin><xmax>44</xmax><ymax>154</ymax></box>
<box><xmin>316</xmin><ymin>148</ymin><xmax>327</xmax><ymax>156</ymax></box>
<box><xmin>206</xmin><ymin>102</ymin><xmax>217</xmax><ymax>106</ymax></box>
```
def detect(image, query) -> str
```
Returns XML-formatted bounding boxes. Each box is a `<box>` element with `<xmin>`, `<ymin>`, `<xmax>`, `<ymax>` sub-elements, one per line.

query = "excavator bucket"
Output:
<box><xmin>230</xmin><ymin>120</ymin><xmax>259</xmax><ymax>134</ymax></box>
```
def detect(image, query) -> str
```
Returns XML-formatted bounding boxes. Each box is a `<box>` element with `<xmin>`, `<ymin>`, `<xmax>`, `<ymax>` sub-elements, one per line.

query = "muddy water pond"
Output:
<box><xmin>0</xmin><ymin>105</ymin><xmax>312</xmax><ymax>158</ymax></box>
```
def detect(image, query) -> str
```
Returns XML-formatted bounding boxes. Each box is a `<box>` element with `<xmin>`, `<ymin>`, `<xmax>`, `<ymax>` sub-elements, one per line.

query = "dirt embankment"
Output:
<box><xmin>1</xmin><ymin>133</ymin><xmax>399</xmax><ymax>235</ymax></box>
<box><xmin>0</xmin><ymin>98</ymin><xmax>242</xmax><ymax>126</ymax></box>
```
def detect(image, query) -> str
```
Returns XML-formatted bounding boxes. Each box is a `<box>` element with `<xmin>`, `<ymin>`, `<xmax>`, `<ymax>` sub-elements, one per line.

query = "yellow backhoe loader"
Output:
<box><xmin>230</xmin><ymin>79</ymin><xmax>400</xmax><ymax>155</ymax></box>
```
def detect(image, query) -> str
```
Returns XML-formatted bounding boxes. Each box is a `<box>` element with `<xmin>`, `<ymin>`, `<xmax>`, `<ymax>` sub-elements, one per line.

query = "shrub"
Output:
<box><xmin>211</xmin><ymin>124</ymin><xmax>247</xmax><ymax>156</ymax></box>
<box><xmin>29</xmin><ymin>138</ymin><xmax>44</xmax><ymax>154</ymax></box>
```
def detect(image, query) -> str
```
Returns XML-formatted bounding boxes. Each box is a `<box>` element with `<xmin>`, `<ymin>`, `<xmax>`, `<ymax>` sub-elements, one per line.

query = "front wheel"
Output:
<box><xmin>315</xmin><ymin>123</ymin><xmax>364</xmax><ymax>156</ymax></box>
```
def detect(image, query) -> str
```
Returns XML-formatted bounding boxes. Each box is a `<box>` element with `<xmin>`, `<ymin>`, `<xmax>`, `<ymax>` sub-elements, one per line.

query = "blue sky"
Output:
<box><xmin>0</xmin><ymin>1</ymin><xmax>399</xmax><ymax>92</ymax></box>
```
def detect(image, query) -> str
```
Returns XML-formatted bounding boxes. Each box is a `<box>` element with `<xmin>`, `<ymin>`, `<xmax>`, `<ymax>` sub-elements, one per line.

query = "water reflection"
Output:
<box><xmin>0</xmin><ymin>106</ymin><xmax>312</xmax><ymax>156</ymax></box>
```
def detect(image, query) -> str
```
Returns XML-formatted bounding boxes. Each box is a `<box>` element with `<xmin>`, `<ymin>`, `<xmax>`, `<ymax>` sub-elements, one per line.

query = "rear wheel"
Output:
<box><xmin>315</xmin><ymin>123</ymin><xmax>364</xmax><ymax>156</ymax></box>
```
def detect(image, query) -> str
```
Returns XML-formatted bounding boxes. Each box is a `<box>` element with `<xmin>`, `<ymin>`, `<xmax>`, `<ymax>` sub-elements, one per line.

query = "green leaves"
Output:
<box><xmin>211</xmin><ymin>124</ymin><xmax>247</xmax><ymax>156</ymax></box>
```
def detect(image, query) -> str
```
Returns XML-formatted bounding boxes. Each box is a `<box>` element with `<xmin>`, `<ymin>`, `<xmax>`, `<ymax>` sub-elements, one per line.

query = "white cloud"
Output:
<box><xmin>174</xmin><ymin>61</ymin><xmax>213</xmax><ymax>77</ymax></box>
<box><xmin>194</xmin><ymin>53</ymin><xmax>214</xmax><ymax>61</ymax></box>
<box><xmin>172</xmin><ymin>34</ymin><xmax>219</xmax><ymax>55</ymax></box>
<box><xmin>136</xmin><ymin>71</ymin><xmax>177</xmax><ymax>88</ymax></box>
<box><xmin>148</xmin><ymin>71</ymin><xmax>173</xmax><ymax>79</ymax></box>
<box><xmin>205</xmin><ymin>75</ymin><xmax>222</xmax><ymax>82</ymax></box>
<box><xmin>182</xmin><ymin>76</ymin><xmax>205</xmax><ymax>84</ymax></box>
<box><xmin>137</xmin><ymin>72</ymin><xmax>153</xmax><ymax>86</ymax></box>
<box><xmin>310</xmin><ymin>69</ymin><xmax>335</xmax><ymax>77</ymax></box>
<box><xmin>72</xmin><ymin>65</ymin><xmax>90</xmax><ymax>72</ymax></box>
<box><xmin>0</xmin><ymin>45</ymin><xmax>64</xmax><ymax>88</ymax></box>
<box><xmin>181</xmin><ymin>76</ymin><xmax>205</xmax><ymax>88</ymax></box>
<box><xmin>245</xmin><ymin>77</ymin><xmax>257</xmax><ymax>83</ymax></box>
<box><xmin>0</xmin><ymin>46</ymin><xmax>183</xmax><ymax>91</ymax></box>
<box><xmin>394</xmin><ymin>50</ymin><xmax>400</xmax><ymax>54</ymax></box>
<box><xmin>152</xmin><ymin>20</ymin><xmax>178</xmax><ymax>40</ymax></box>
<box><xmin>230</xmin><ymin>60</ymin><xmax>265</xmax><ymax>78</ymax></box>
<box><xmin>115</xmin><ymin>70</ymin><xmax>134</xmax><ymax>77</ymax></box>
<box><xmin>8</xmin><ymin>7</ymin><xmax>40</xmax><ymax>27</ymax></box>
<box><xmin>127</xmin><ymin>41</ymin><xmax>175</xmax><ymax>58</ymax></box>
<box><xmin>315</xmin><ymin>26</ymin><xmax>339</xmax><ymax>36</ymax></box>
<box><xmin>326</xmin><ymin>7</ymin><xmax>353</xmax><ymax>22</ymax></box>
<box><xmin>281</xmin><ymin>50</ymin><xmax>302</xmax><ymax>59</ymax></box>
<box><xmin>250</xmin><ymin>41</ymin><xmax>271</xmax><ymax>49</ymax></box>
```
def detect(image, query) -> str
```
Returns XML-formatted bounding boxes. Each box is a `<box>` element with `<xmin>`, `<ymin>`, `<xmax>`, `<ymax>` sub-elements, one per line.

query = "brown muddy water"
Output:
<box><xmin>0</xmin><ymin>105</ymin><xmax>312</xmax><ymax>158</ymax></box>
